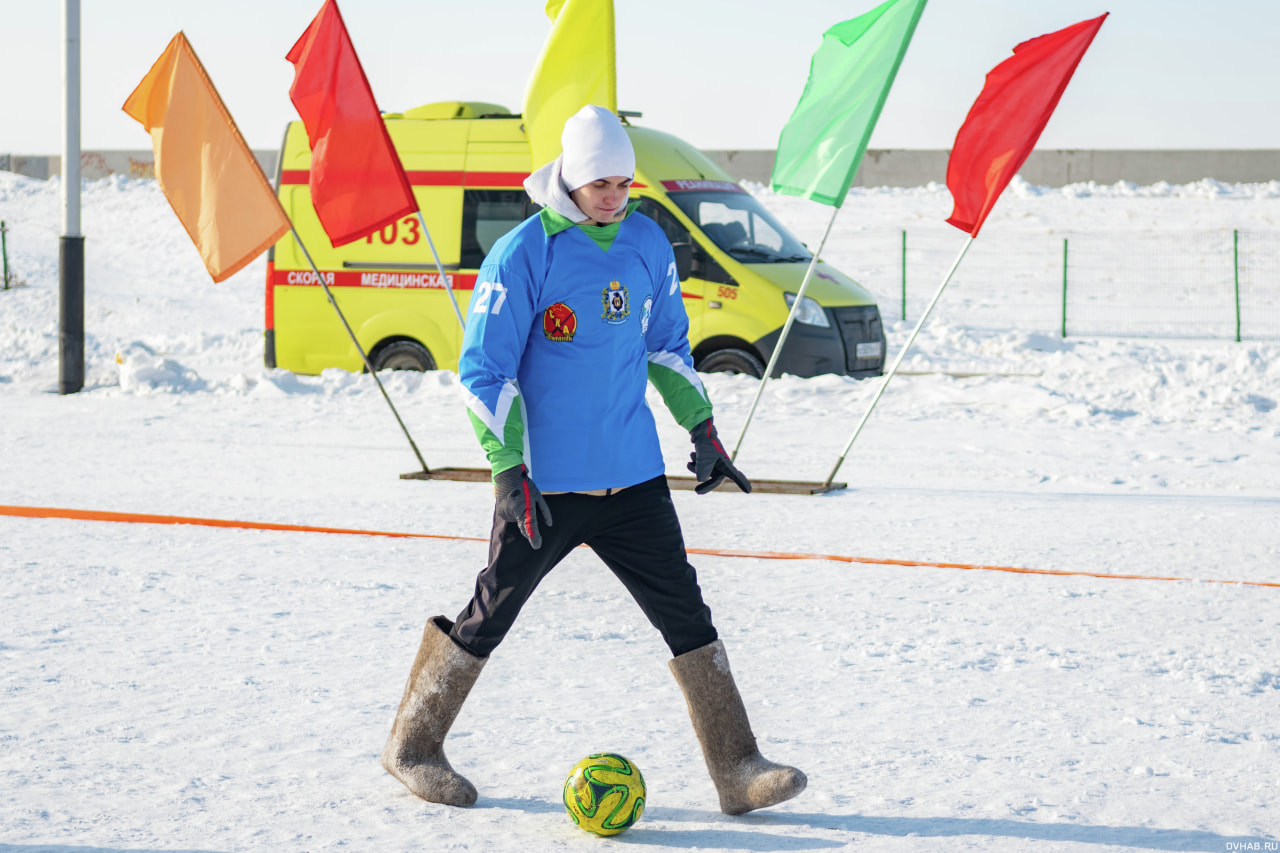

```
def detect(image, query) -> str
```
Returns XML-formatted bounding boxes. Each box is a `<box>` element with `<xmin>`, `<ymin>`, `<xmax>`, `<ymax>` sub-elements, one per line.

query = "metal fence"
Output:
<box><xmin>826</xmin><ymin>228</ymin><xmax>1280</xmax><ymax>340</ymax></box>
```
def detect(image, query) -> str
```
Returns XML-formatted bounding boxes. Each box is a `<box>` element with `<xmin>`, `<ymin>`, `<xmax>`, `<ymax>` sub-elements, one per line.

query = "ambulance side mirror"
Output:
<box><xmin>673</xmin><ymin>242</ymin><xmax>693</xmax><ymax>281</ymax></box>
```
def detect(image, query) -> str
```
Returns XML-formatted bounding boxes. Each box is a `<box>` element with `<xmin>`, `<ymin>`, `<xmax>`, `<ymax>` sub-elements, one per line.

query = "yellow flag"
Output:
<box><xmin>521</xmin><ymin>0</ymin><xmax>617</xmax><ymax>170</ymax></box>
<box><xmin>123</xmin><ymin>33</ymin><xmax>290</xmax><ymax>283</ymax></box>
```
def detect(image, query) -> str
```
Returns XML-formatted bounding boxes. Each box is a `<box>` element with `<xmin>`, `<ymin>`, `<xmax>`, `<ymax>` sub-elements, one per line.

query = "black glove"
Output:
<box><xmin>494</xmin><ymin>465</ymin><xmax>553</xmax><ymax>549</ymax></box>
<box><xmin>687</xmin><ymin>418</ymin><xmax>752</xmax><ymax>495</ymax></box>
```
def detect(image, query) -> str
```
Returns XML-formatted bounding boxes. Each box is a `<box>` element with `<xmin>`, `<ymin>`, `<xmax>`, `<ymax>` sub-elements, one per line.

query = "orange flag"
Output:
<box><xmin>123</xmin><ymin>32</ymin><xmax>290</xmax><ymax>283</ymax></box>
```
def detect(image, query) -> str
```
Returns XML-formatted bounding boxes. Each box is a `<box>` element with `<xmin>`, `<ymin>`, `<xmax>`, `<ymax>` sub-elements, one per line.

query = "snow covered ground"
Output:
<box><xmin>2</xmin><ymin>171</ymin><xmax>1278</xmax><ymax>852</ymax></box>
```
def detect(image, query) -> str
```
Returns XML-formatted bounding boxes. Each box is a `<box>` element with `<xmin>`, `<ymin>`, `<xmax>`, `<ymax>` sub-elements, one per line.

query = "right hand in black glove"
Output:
<box><xmin>687</xmin><ymin>417</ymin><xmax>752</xmax><ymax>495</ymax></box>
<box><xmin>493</xmin><ymin>464</ymin><xmax>553</xmax><ymax>549</ymax></box>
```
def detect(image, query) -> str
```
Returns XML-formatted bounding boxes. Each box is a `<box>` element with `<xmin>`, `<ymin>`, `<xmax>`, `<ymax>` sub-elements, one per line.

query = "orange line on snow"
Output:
<box><xmin>3</xmin><ymin>504</ymin><xmax>1277</xmax><ymax>589</ymax></box>
<box><xmin>0</xmin><ymin>504</ymin><xmax>486</xmax><ymax>543</ymax></box>
<box><xmin>684</xmin><ymin>547</ymin><xmax>1280</xmax><ymax>589</ymax></box>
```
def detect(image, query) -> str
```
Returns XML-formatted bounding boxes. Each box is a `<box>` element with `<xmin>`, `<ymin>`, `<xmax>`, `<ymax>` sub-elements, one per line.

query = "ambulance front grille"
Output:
<box><xmin>833</xmin><ymin>305</ymin><xmax>886</xmax><ymax>375</ymax></box>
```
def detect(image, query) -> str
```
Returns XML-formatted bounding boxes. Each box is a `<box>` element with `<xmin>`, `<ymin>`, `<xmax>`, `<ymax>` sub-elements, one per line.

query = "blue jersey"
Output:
<box><xmin>459</xmin><ymin>209</ymin><xmax>712</xmax><ymax>492</ymax></box>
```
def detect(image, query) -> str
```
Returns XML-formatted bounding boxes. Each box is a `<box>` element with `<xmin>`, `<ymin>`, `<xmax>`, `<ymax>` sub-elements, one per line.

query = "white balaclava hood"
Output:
<box><xmin>559</xmin><ymin>105</ymin><xmax>635</xmax><ymax>192</ymax></box>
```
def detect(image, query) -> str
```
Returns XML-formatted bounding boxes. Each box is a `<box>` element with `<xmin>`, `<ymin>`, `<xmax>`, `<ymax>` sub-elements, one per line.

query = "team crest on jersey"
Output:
<box><xmin>601</xmin><ymin>280</ymin><xmax>630</xmax><ymax>324</ymax></box>
<box><xmin>543</xmin><ymin>302</ymin><xmax>577</xmax><ymax>341</ymax></box>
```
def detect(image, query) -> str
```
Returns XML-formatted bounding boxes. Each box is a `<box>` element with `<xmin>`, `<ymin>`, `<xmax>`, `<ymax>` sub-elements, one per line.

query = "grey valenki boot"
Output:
<box><xmin>381</xmin><ymin>616</ymin><xmax>487</xmax><ymax>806</ymax></box>
<box><xmin>669</xmin><ymin>639</ymin><xmax>807</xmax><ymax>815</ymax></box>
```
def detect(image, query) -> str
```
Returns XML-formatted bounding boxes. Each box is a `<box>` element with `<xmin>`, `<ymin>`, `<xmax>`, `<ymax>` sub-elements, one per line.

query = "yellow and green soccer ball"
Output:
<box><xmin>562</xmin><ymin>752</ymin><xmax>646</xmax><ymax>836</ymax></box>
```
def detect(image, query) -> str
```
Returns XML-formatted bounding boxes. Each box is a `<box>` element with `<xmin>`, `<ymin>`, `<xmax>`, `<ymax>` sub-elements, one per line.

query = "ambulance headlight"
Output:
<box><xmin>784</xmin><ymin>293</ymin><xmax>830</xmax><ymax>328</ymax></box>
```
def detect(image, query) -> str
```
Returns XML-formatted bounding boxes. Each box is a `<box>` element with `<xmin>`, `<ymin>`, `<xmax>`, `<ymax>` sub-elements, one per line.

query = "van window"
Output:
<box><xmin>461</xmin><ymin>190</ymin><xmax>540</xmax><ymax>268</ymax></box>
<box><xmin>636</xmin><ymin>197</ymin><xmax>691</xmax><ymax>245</ymax></box>
<box><xmin>668</xmin><ymin>190</ymin><xmax>811</xmax><ymax>264</ymax></box>
<box><xmin>636</xmin><ymin>196</ymin><xmax>734</xmax><ymax>285</ymax></box>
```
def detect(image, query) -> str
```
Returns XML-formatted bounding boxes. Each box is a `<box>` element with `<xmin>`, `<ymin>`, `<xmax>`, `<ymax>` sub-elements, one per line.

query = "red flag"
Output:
<box><xmin>286</xmin><ymin>0</ymin><xmax>417</xmax><ymax>247</ymax></box>
<box><xmin>945</xmin><ymin>13</ymin><xmax>1108</xmax><ymax>237</ymax></box>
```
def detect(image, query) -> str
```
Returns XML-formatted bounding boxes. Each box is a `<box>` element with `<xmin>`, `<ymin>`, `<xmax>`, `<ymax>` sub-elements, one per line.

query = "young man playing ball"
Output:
<box><xmin>380</xmin><ymin>105</ymin><xmax>806</xmax><ymax>816</ymax></box>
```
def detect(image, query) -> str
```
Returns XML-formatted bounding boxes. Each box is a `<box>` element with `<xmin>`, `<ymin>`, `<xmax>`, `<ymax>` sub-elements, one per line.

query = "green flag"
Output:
<box><xmin>772</xmin><ymin>0</ymin><xmax>927</xmax><ymax>207</ymax></box>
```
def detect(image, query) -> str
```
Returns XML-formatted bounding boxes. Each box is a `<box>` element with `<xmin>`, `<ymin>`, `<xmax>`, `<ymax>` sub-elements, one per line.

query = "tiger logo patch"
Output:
<box><xmin>601</xmin><ymin>280</ymin><xmax>630</xmax><ymax>324</ymax></box>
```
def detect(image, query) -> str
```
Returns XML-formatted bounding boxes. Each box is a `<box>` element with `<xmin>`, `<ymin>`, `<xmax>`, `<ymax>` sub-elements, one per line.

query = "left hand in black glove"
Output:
<box><xmin>493</xmin><ymin>464</ymin><xmax>553</xmax><ymax>549</ymax></box>
<box><xmin>687</xmin><ymin>417</ymin><xmax>752</xmax><ymax>495</ymax></box>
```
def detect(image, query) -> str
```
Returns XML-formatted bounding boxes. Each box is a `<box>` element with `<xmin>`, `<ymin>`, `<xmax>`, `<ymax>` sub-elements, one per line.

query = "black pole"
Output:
<box><xmin>59</xmin><ymin>235</ymin><xmax>84</xmax><ymax>394</ymax></box>
<box><xmin>60</xmin><ymin>1</ymin><xmax>83</xmax><ymax>395</ymax></box>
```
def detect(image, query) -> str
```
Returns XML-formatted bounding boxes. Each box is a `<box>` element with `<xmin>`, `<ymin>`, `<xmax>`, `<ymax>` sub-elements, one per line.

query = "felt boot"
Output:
<box><xmin>669</xmin><ymin>639</ymin><xmax>807</xmax><ymax>815</ymax></box>
<box><xmin>381</xmin><ymin>616</ymin><xmax>487</xmax><ymax>806</ymax></box>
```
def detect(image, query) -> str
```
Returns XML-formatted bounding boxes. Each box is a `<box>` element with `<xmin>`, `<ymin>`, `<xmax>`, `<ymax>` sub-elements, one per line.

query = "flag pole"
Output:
<box><xmin>291</xmin><ymin>227</ymin><xmax>432</xmax><ymax>475</ymax></box>
<box><xmin>823</xmin><ymin>234</ymin><xmax>975</xmax><ymax>487</ymax></box>
<box><xmin>59</xmin><ymin>0</ymin><xmax>85</xmax><ymax>395</ymax></box>
<box><xmin>730</xmin><ymin>205</ymin><xmax>840</xmax><ymax>463</ymax></box>
<box><xmin>415</xmin><ymin>210</ymin><xmax>465</xmax><ymax>329</ymax></box>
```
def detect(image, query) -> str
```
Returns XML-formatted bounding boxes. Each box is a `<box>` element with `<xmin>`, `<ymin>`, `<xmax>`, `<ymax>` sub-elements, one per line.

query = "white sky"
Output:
<box><xmin>2</xmin><ymin>0</ymin><xmax>1277</xmax><ymax>155</ymax></box>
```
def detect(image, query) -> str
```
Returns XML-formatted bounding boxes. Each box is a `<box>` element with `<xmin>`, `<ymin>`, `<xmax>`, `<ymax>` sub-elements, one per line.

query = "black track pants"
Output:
<box><xmin>451</xmin><ymin>475</ymin><xmax>717</xmax><ymax>658</ymax></box>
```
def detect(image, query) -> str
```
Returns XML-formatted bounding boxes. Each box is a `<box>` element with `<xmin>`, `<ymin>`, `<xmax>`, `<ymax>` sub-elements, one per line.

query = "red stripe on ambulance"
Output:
<box><xmin>279</xmin><ymin>170</ymin><xmax>646</xmax><ymax>190</ymax></box>
<box><xmin>279</xmin><ymin>170</ymin><xmax>527</xmax><ymax>188</ymax></box>
<box><xmin>660</xmin><ymin>179</ymin><xmax>744</xmax><ymax>193</ymax></box>
<box><xmin>271</xmin><ymin>266</ymin><xmax>693</xmax><ymax>302</ymax></box>
<box><xmin>271</xmin><ymin>269</ymin><xmax>479</xmax><ymax>290</ymax></box>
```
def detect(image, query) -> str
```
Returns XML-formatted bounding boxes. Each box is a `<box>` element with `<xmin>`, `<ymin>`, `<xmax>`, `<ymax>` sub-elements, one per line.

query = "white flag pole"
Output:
<box><xmin>729</xmin><ymin>205</ymin><xmax>840</xmax><ymax>462</ymax></box>
<box><xmin>415</xmin><ymin>210</ymin><xmax>465</xmax><ymax>329</ymax></box>
<box><xmin>823</xmin><ymin>233</ymin><xmax>975</xmax><ymax>487</ymax></box>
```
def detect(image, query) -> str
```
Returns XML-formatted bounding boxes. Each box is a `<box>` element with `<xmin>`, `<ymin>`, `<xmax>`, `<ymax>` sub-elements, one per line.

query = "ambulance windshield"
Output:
<box><xmin>668</xmin><ymin>190</ymin><xmax>812</xmax><ymax>264</ymax></box>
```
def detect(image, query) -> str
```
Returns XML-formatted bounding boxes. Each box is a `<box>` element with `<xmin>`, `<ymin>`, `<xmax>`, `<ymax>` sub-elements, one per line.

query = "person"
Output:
<box><xmin>380</xmin><ymin>104</ymin><xmax>806</xmax><ymax>816</ymax></box>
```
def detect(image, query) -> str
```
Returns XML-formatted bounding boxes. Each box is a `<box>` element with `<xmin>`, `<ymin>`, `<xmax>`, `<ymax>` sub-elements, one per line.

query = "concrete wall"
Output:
<box><xmin>0</xmin><ymin>150</ymin><xmax>278</xmax><ymax>181</ymax></box>
<box><xmin>5</xmin><ymin>148</ymin><xmax>1279</xmax><ymax>188</ymax></box>
<box><xmin>705</xmin><ymin>149</ymin><xmax>1280</xmax><ymax>188</ymax></box>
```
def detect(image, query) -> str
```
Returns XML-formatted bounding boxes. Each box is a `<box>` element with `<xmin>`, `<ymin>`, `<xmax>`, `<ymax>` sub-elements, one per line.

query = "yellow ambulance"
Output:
<box><xmin>265</xmin><ymin>101</ymin><xmax>885</xmax><ymax>379</ymax></box>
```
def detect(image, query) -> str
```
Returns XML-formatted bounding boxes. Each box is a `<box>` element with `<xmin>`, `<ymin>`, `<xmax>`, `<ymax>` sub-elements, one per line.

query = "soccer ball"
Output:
<box><xmin>562</xmin><ymin>752</ymin><xmax>646</xmax><ymax>836</ymax></box>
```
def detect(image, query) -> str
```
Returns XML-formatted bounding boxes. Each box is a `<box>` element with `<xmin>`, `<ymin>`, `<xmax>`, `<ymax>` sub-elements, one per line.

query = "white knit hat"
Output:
<box><xmin>559</xmin><ymin>105</ymin><xmax>635</xmax><ymax>192</ymax></box>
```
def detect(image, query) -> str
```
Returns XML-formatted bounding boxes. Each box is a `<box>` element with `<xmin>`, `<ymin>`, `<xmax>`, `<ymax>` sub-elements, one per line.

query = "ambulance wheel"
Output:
<box><xmin>371</xmin><ymin>340</ymin><xmax>436</xmax><ymax>372</ymax></box>
<box><xmin>696</xmin><ymin>348</ymin><xmax>764</xmax><ymax>378</ymax></box>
